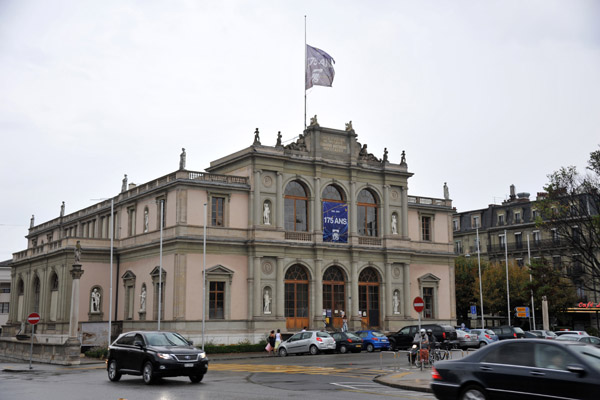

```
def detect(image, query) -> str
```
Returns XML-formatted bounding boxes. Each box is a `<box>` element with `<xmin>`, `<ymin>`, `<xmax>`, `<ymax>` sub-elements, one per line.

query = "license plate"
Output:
<box><xmin>184</xmin><ymin>363</ymin><xmax>194</xmax><ymax>367</ymax></box>
<box><xmin>356</xmin><ymin>345</ymin><xmax>361</xmax><ymax>348</ymax></box>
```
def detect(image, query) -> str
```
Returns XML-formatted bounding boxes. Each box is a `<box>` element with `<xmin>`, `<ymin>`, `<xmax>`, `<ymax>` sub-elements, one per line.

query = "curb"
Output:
<box><xmin>373</xmin><ymin>374</ymin><xmax>433</xmax><ymax>394</ymax></box>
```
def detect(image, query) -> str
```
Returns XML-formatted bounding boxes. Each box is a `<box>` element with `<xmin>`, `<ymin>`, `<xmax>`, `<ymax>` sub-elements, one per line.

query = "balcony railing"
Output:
<box><xmin>487</xmin><ymin>238</ymin><xmax>567</xmax><ymax>254</ymax></box>
<box><xmin>285</xmin><ymin>231</ymin><xmax>311</xmax><ymax>241</ymax></box>
<box><xmin>358</xmin><ymin>237</ymin><xmax>382</xmax><ymax>246</ymax></box>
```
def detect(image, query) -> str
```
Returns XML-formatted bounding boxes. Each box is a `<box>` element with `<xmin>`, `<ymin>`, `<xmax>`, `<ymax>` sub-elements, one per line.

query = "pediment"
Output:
<box><xmin>150</xmin><ymin>266</ymin><xmax>167</xmax><ymax>277</ymax></box>
<box><xmin>205</xmin><ymin>264</ymin><xmax>235</xmax><ymax>276</ymax></box>
<box><xmin>418</xmin><ymin>273</ymin><xmax>440</xmax><ymax>283</ymax></box>
<box><xmin>121</xmin><ymin>270</ymin><xmax>136</xmax><ymax>280</ymax></box>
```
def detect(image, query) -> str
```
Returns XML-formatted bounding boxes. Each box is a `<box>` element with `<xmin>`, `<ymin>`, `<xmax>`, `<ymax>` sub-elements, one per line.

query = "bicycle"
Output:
<box><xmin>430</xmin><ymin>344</ymin><xmax>449</xmax><ymax>362</ymax></box>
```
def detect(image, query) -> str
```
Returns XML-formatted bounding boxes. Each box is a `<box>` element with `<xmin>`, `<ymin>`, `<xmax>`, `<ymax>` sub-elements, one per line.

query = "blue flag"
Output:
<box><xmin>306</xmin><ymin>44</ymin><xmax>335</xmax><ymax>90</ymax></box>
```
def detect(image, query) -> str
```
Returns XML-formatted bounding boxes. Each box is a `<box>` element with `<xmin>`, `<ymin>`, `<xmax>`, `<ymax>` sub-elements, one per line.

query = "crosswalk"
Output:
<box><xmin>210</xmin><ymin>363</ymin><xmax>384</xmax><ymax>376</ymax></box>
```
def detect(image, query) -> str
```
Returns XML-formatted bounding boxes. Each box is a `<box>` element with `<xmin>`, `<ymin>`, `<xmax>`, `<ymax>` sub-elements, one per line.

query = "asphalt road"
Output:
<box><xmin>0</xmin><ymin>352</ymin><xmax>436</xmax><ymax>400</ymax></box>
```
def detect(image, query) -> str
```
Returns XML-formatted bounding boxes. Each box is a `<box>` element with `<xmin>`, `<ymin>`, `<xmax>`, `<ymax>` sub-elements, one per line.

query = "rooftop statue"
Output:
<box><xmin>253</xmin><ymin>128</ymin><xmax>261</xmax><ymax>145</ymax></box>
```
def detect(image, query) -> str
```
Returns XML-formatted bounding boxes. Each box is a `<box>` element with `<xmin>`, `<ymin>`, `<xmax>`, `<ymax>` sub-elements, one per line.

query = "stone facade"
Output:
<box><xmin>3</xmin><ymin>123</ymin><xmax>456</xmax><ymax>348</ymax></box>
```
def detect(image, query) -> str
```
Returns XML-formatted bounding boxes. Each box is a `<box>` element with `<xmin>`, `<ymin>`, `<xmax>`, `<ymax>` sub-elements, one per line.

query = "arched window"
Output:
<box><xmin>359</xmin><ymin>267</ymin><xmax>380</xmax><ymax>327</ymax></box>
<box><xmin>284</xmin><ymin>181</ymin><xmax>308</xmax><ymax>231</ymax></box>
<box><xmin>322</xmin><ymin>185</ymin><xmax>344</xmax><ymax>202</ymax></box>
<box><xmin>357</xmin><ymin>189</ymin><xmax>378</xmax><ymax>236</ymax></box>
<box><xmin>50</xmin><ymin>273</ymin><xmax>59</xmax><ymax>322</ymax></box>
<box><xmin>323</xmin><ymin>266</ymin><xmax>346</xmax><ymax>327</ymax></box>
<box><xmin>284</xmin><ymin>265</ymin><xmax>309</xmax><ymax>330</ymax></box>
<box><xmin>18</xmin><ymin>279</ymin><xmax>24</xmax><ymax>295</ymax></box>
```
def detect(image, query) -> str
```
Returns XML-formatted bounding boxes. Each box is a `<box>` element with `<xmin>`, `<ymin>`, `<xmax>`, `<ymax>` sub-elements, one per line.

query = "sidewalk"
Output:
<box><xmin>374</xmin><ymin>367</ymin><xmax>433</xmax><ymax>393</ymax></box>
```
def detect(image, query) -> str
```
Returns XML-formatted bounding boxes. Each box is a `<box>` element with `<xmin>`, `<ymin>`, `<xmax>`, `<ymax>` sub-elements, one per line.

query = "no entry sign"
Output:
<box><xmin>27</xmin><ymin>312</ymin><xmax>40</xmax><ymax>325</ymax></box>
<box><xmin>413</xmin><ymin>297</ymin><xmax>425</xmax><ymax>313</ymax></box>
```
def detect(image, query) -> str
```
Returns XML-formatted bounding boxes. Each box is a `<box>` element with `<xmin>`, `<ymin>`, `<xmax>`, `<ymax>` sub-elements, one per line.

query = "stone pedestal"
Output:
<box><xmin>68</xmin><ymin>264</ymin><xmax>84</xmax><ymax>339</ymax></box>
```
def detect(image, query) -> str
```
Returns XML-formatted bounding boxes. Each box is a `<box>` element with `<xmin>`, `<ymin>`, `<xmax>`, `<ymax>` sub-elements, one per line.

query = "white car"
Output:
<box><xmin>278</xmin><ymin>330</ymin><xmax>336</xmax><ymax>356</ymax></box>
<box><xmin>554</xmin><ymin>330</ymin><xmax>589</xmax><ymax>337</ymax></box>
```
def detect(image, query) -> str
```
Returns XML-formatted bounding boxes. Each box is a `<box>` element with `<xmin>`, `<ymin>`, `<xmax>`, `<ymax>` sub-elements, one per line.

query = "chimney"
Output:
<box><xmin>510</xmin><ymin>184</ymin><xmax>516</xmax><ymax>201</ymax></box>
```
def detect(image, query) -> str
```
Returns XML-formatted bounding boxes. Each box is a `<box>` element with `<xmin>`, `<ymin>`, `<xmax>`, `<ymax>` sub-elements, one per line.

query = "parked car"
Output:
<box><xmin>557</xmin><ymin>334</ymin><xmax>600</xmax><ymax>347</ymax></box>
<box><xmin>106</xmin><ymin>330</ymin><xmax>208</xmax><ymax>384</ymax></box>
<box><xmin>387</xmin><ymin>324</ymin><xmax>456</xmax><ymax>350</ymax></box>
<box><xmin>468</xmin><ymin>329</ymin><xmax>498</xmax><ymax>347</ymax></box>
<box><xmin>278</xmin><ymin>330</ymin><xmax>336</xmax><ymax>356</ymax></box>
<box><xmin>455</xmin><ymin>330</ymin><xmax>479</xmax><ymax>349</ymax></box>
<box><xmin>555</xmin><ymin>330</ymin><xmax>589</xmax><ymax>337</ymax></box>
<box><xmin>355</xmin><ymin>330</ymin><xmax>390</xmax><ymax>352</ymax></box>
<box><xmin>494</xmin><ymin>325</ymin><xmax>525</xmax><ymax>340</ymax></box>
<box><xmin>530</xmin><ymin>329</ymin><xmax>557</xmax><ymax>339</ymax></box>
<box><xmin>431</xmin><ymin>339</ymin><xmax>600</xmax><ymax>400</ymax></box>
<box><xmin>524</xmin><ymin>331</ymin><xmax>539</xmax><ymax>338</ymax></box>
<box><xmin>330</xmin><ymin>331</ymin><xmax>363</xmax><ymax>353</ymax></box>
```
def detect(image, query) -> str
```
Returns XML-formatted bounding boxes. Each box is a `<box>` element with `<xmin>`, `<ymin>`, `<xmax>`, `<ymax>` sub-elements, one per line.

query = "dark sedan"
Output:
<box><xmin>106</xmin><ymin>330</ymin><xmax>208</xmax><ymax>384</ymax></box>
<box><xmin>331</xmin><ymin>331</ymin><xmax>363</xmax><ymax>353</ymax></box>
<box><xmin>431</xmin><ymin>339</ymin><xmax>600</xmax><ymax>400</ymax></box>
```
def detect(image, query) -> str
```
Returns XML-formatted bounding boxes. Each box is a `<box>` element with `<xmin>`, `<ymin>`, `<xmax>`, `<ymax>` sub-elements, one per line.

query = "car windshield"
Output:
<box><xmin>514</xmin><ymin>327</ymin><xmax>525</xmax><ymax>334</ymax></box>
<box><xmin>568</xmin><ymin>344</ymin><xmax>600</xmax><ymax>372</ymax></box>
<box><xmin>346</xmin><ymin>332</ymin><xmax>361</xmax><ymax>340</ymax></box>
<box><xmin>485</xmin><ymin>330</ymin><xmax>496</xmax><ymax>335</ymax></box>
<box><xmin>371</xmin><ymin>331</ymin><xmax>386</xmax><ymax>338</ymax></box>
<box><xmin>317</xmin><ymin>331</ymin><xmax>331</xmax><ymax>338</ymax></box>
<box><xmin>146</xmin><ymin>332</ymin><xmax>189</xmax><ymax>347</ymax></box>
<box><xmin>557</xmin><ymin>335</ymin><xmax>580</xmax><ymax>341</ymax></box>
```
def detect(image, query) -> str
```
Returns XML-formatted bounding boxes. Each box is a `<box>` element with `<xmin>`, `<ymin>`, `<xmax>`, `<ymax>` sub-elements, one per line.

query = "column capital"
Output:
<box><xmin>70</xmin><ymin>264</ymin><xmax>84</xmax><ymax>280</ymax></box>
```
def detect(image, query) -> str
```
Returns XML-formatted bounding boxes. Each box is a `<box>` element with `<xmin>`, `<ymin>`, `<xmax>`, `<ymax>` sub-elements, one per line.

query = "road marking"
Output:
<box><xmin>210</xmin><ymin>363</ymin><xmax>359</xmax><ymax>375</ymax></box>
<box><xmin>331</xmin><ymin>382</ymin><xmax>435</xmax><ymax>398</ymax></box>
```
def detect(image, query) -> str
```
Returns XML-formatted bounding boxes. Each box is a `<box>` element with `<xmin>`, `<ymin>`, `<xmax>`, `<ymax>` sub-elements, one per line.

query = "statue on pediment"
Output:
<box><xmin>345</xmin><ymin>120</ymin><xmax>353</xmax><ymax>131</ymax></box>
<box><xmin>276</xmin><ymin>131</ymin><xmax>282</xmax><ymax>147</ymax></box>
<box><xmin>253</xmin><ymin>128</ymin><xmax>261</xmax><ymax>145</ymax></box>
<box><xmin>309</xmin><ymin>115</ymin><xmax>319</xmax><ymax>127</ymax></box>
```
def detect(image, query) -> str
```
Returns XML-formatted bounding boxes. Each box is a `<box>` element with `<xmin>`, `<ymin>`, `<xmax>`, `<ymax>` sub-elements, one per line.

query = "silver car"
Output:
<box><xmin>469</xmin><ymin>328</ymin><xmax>499</xmax><ymax>347</ymax></box>
<box><xmin>278</xmin><ymin>330</ymin><xmax>336</xmax><ymax>356</ymax></box>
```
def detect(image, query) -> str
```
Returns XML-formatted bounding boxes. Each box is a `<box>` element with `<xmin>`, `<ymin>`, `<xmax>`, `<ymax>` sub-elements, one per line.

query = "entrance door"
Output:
<box><xmin>285</xmin><ymin>265</ymin><xmax>310</xmax><ymax>330</ymax></box>
<box><xmin>322</xmin><ymin>266</ymin><xmax>346</xmax><ymax>329</ymax></box>
<box><xmin>359</xmin><ymin>267</ymin><xmax>380</xmax><ymax>328</ymax></box>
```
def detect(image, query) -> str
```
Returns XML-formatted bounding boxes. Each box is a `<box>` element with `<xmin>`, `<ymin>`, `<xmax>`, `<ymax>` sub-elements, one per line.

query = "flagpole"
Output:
<box><xmin>304</xmin><ymin>15</ymin><xmax>307</xmax><ymax>130</ymax></box>
<box><xmin>505</xmin><ymin>229</ymin><xmax>511</xmax><ymax>326</ymax></box>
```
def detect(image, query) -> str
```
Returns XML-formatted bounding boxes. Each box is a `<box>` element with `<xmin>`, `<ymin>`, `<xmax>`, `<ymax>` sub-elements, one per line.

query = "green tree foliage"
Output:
<box><xmin>526</xmin><ymin>258</ymin><xmax>578</xmax><ymax>326</ymax></box>
<box><xmin>454</xmin><ymin>256</ymin><xmax>482</xmax><ymax>324</ymax></box>
<box><xmin>536</xmin><ymin>147</ymin><xmax>600</xmax><ymax>295</ymax></box>
<box><xmin>476</xmin><ymin>261</ymin><xmax>531</xmax><ymax>317</ymax></box>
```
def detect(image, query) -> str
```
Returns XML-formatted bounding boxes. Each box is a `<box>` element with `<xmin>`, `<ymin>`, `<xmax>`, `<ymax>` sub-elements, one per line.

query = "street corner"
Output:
<box><xmin>374</xmin><ymin>369</ymin><xmax>434</xmax><ymax>393</ymax></box>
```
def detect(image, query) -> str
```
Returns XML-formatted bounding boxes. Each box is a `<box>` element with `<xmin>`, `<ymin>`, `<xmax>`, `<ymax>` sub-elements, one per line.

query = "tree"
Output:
<box><xmin>454</xmin><ymin>256</ymin><xmax>483</xmax><ymax>324</ymax></box>
<box><xmin>476</xmin><ymin>261</ymin><xmax>531</xmax><ymax>321</ymax></box>
<box><xmin>536</xmin><ymin>147</ymin><xmax>600</xmax><ymax>297</ymax></box>
<box><xmin>526</xmin><ymin>258</ymin><xmax>577</xmax><ymax>327</ymax></box>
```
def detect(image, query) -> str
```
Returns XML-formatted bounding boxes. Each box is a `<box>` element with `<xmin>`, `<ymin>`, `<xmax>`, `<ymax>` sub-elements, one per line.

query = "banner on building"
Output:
<box><xmin>323</xmin><ymin>201</ymin><xmax>348</xmax><ymax>243</ymax></box>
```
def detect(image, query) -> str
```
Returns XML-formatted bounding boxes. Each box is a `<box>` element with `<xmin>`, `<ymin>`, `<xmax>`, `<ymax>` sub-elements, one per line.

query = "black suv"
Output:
<box><xmin>106</xmin><ymin>331</ymin><xmax>209</xmax><ymax>384</ymax></box>
<box><xmin>387</xmin><ymin>324</ymin><xmax>457</xmax><ymax>350</ymax></box>
<box><xmin>494</xmin><ymin>325</ymin><xmax>526</xmax><ymax>340</ymax></box>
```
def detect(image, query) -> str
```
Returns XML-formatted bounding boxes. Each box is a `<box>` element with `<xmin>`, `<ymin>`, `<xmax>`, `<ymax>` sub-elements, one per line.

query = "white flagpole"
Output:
<box><xmin>304</xmin><ymin>15</ymin><xmax>307</xmax><ymax>130</ymax></box>
<box><xmin>505</xmin><ymin>229</ymin><xmax>511</xmax><ymax>326</ymax></box>
<box><xmin>158</xmin><ymin>200</ymin><xmax>163</xmax><ymax>330</ymax></box>
<box><xmin>476</xmin><ymin>228</ymin><xmax>485</xmax><ymax>329</ymax></box>
<box><xmin>527</xmin><ymin>234</ymin><xmax>536</xmax><ymax>329</ymax></box>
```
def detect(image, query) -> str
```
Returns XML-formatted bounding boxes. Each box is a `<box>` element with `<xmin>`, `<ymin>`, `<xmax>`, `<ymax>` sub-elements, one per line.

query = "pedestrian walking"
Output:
<box><xmin>267</xmin><ymin>330</ymin><xmax>276</xmax><ymax>356</ymax></box>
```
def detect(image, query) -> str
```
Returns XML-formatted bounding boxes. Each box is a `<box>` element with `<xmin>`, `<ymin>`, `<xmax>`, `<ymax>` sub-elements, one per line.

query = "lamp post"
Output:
<box><xmin>476</xmin><ymin>228</ymin><xmax>485</xmax><ymax>328</ymax></box>
<box><xmin>158</xmin><ymin>199</ymin><xmax>164</xmax><ymax>331</ymax></box>
<box><xmin>202</xmin><ymin>203</ymin><xmax>207</xmax><ymax>351</ymax></box>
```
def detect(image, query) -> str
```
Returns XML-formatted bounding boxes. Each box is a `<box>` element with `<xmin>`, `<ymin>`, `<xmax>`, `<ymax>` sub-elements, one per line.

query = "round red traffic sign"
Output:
<box><xmin>27</xmin><ymin>312</ymin><xmax>40</xmax><ymax>325</ymax></box>
<box><xmin>413</xmin><ymin>297</ymin><xmax>425</xmax><ymax>313</ymax></box>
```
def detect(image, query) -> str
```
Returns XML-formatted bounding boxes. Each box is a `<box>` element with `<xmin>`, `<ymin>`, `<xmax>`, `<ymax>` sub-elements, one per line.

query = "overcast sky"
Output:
<box><xmin>1</xmin><ymin>1</ymin><xmax>599</xmax><ymax>260</ymax></box>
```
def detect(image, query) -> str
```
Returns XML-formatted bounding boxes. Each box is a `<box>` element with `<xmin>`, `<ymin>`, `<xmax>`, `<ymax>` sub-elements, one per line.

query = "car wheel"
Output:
<box><xmin>279</xmin><ymin>347</ymin><xmax>288</xmax><ymax>357</ymax></box>
<box><xmin>189</xmin><ymin>374</ymin><xmax>204</xmax><ymax>383</ymax></box>
<box><xmin>460</xmin><ymin>385</ymin><xmax>487</xmax><ymax>400</ymax></box>
<box><xmin>479</xmin><ymin>341</ymin><xmax>487</xmax><ymax>348</ymax></box>
<box><xmin>366</xmin><ymin>343</ymin><xmax>374</xmax><ymax>352</ymax></box>
<box><xmin>142</xmin><ymin>361</ymin><xmax>155</xmax><ymax>385</ymax></box>
<box><xmin>309</xmin><ymin>345</ymin><xmax>319</xmax><ymax>355</ymax></box>
<box><xmin>107</xmin><ymin>359</ymin><xmax>121</xmax><ymax>382</ymax></box>
<box><xmin>339</xmin><ymin>345</ymin><xmax>348</xmax><ymax>354</ymax></box>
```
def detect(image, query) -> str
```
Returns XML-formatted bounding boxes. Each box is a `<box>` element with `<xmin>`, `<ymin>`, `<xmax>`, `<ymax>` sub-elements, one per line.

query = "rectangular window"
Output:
<box><xmin>421</xmin><ymin>216</ymin><xmax>431</xmax><ymax>241</ymax></box>
<box><xmin>472</xmin><ymin>215</ymin><xmax>480</xmax><ymax>229</ymax></box>
<box><xmin>452</xmin><ymin>219</ymin><xmax>459</xmax><ymax>231</ymax></box>
<box><xmin>515</xmin><ymin>232</ymin><xmax>523</xmax><ymax>249</ymax></box>
<box><xmin>498</xmin><ymin>214</ymin><xmax>505</xmax><ymax>226</ymax></box>
<box><xmin>553</xmin><ymin>256</ymin><xmax>561</xmax><ymax>269</ymax></box>
<box><xmin>0</xmin><ymin>302</ymin><xmax>9</xmax><ymax>313</ymax></box>
<box><xmin>516</xmin><ymin>258</ymin><xmax>524</xmax><ymax>267</ymax></box>
<box><xmin>1</xmin><ymin>283</ymin><xmax>11</xmax><ymax>293</ymax></box>
<box><xmin>533</xmin><ymin>230</ymin><xmax>541</xmax><ymax>245</ymax></box>
<box><xmin>551</xmin><ymin>228</ymin><xmax>559</xmax><ymax>243</ymax></box>
<box><xmin>423</xmin><ymin>287</ymin><xmax>434</xmax><ymax>319</ymax></box>
<box><xmin>454</xmin><ymin>240</ymin><xmax>463</xmax><ymax>254</ymax></box>
<box><xmin>209</xmin><ymin>281</ymin><xmax>225</xmax><ymax>319</ymax></box>
<box><xmin>532</xmin><ymin>209</ymin><xmax>538</xmax><ymax>220</ymax></box>
<box><xmin>514</xmin><ymin>212</ymin><xmax>521</xmax><ymax>224</ymax></box>
<box><xmin>128</xmin><ymin>209</ymin><xmax>135</xmax><ymax>236</ymax></box>
<box><xmin>572</xmin><ymin>226</ymin><xmax>580</xmax><ymax>243</ymax></box>
<box><xmin>211</xmin><ymin>197</ymin><xmax>225</xmax><ymax>226</ymax></box>
<box><xmin>499</xmin><ymin>234</ymin><xmax>506</xmax><ymax>248</ymax></box>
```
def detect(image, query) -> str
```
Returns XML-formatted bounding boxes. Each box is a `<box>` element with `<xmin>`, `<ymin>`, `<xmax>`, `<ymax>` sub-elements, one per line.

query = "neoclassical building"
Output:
<box><xmin>3</xmin><ymin>120</ymin><xmax>456</xmax><ymax>345</ymax></box>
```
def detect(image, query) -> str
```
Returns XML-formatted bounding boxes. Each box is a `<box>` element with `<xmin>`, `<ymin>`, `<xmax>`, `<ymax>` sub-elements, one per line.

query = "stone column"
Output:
<box><xmin>403</xmin><ymin>263</ymin><xmax>411</xmax><ymax>317</ymax></box>
<box><xmin>247</xmin><ymin>257</ymin><xmax>254</xmax><ymax>320</ymax></box>
<box><xmin>254</xmin><ymin>170</ymin><xmax>262</xmax><ymax>227</ymax></box>
<box><xmin>276</xmin><ymin>257</ymin><xmax>285</xmax><ymax>319</ymax></box>
<box><xmin>276</xmin><ymin>172</ymin><xmax>283</xmax><ymax>230</ymax></box>
<box><xmin>254</xmin><ymin>256</ymin><xmax>261</xmax><ymax>317</ymax></box>
<box><xmin>313</xmin><ymin>177</ymin><xmax>321</xmax><ymax>235</ymax></box>
<box><xmin>385</xmin><ymin>262</ymin><xmax>393</xmax><ymax>317</ymax></box>
<box><xmin>349</xmin><ymin>181</ymin><xmax>357</xmax><ymax>236</ymax></box>
<box><xmin>401</xmin><ymin>186</ymin><xmax>409</xmax><ymax>238</ymax></box>
<box><xmin>350</xmin><ymin>257</ymin><xmax>359</xmax><ymax>328</ymax></box>
<box><xmin>383</xmin><ymin>185</ymin><xmax>390</xmax><ymax>236</ymax></box>
<box><xmin>68</xmin><ymin>263</ymin><xmax>84</xmax><ymax>339</ymax></box>
<box><xmin>314</xmin><ymin>258</ymin><xmax>323</xmax><ymax>321</ymax></box>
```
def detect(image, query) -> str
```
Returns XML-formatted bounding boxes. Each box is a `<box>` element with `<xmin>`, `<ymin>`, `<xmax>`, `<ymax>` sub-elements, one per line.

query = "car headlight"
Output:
<box><xmin>157</xmin><ymin>353</ymin><xmax>173</xmax><ymax>360</ymax></box>
<box><xmin>199</xmin><ymin>352</ymin><xmax>206</xmax><ymax>359</ymax></box>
